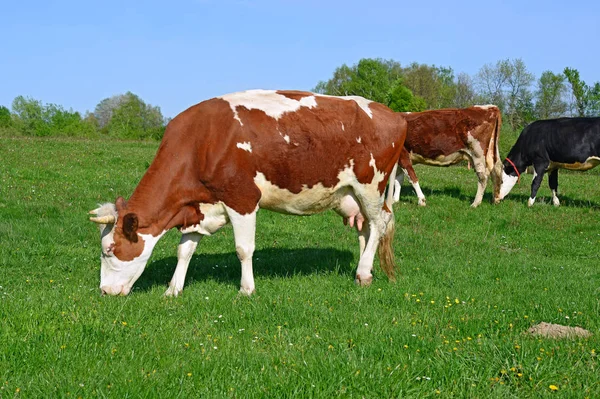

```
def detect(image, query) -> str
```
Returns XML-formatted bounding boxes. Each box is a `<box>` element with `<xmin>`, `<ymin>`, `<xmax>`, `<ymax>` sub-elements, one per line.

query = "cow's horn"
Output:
<box><xmin>89</xmin><ymin>208</ymin><xmax>100</xmax><ymax>215</ymax></box>
<box><xmin>89</xmin><ymin>215</ymin><xmax>116</xmax><ymax>224</ymax></box>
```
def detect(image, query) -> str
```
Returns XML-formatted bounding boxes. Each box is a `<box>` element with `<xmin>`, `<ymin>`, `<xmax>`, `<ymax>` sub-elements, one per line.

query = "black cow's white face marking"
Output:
<box><xmin>499</xmin><ymin>171</ymin><xmax>519</xmax><ymax>200</ymax></box>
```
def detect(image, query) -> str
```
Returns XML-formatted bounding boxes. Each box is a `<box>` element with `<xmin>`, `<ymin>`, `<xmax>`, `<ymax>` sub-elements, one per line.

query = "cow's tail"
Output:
<box><xmin>378</xmin><ymin>164</ymin><xmax>398</xmax><ymax>282</ymax></box>
<box><xmin>490</xmin><ymin>108</ymin><xmax>503</xmax><ymax>203</ymax></box>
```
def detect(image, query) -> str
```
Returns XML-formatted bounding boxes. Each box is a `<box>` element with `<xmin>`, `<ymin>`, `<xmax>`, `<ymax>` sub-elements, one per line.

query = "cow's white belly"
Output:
<box><xmin>255</xmin><ymin>172</ymin><xmax>346</xmax><ymax>215</ymax></box>
<box><xmin>411</xmin><ymin>151</ymin><xmax>469</xmax><ymax>166</ymax></box>
<box><xmin>254</xmin><ymin>162</ymin><xmax>385</xmax><ymax>216</ymax></box>
<box><xmin>549</xmin><ymin>156</ymin><xmax>600</xmax><ymax>171</ymax></box>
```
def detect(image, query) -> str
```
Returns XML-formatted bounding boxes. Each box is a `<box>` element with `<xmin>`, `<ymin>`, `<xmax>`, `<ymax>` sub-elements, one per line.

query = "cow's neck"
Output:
<box><xmin>124</xmin><ymin>148</ymin><xmax>206</xmax><ymax>236</ymax></box>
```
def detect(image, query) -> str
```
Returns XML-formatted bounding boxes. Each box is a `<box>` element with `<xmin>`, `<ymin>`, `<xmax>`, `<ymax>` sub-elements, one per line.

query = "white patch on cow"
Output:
<box><xmin>100</xmin><ymin>231</ymin><xmax>166</xmax><ymax>296</ymax></box>
<box><xmin>356</xmin><ymin>137</ymin><xmax>362</xmax><ymax>143</ymax></box>
<box><xmin>392</xmin><ymin>142</ymin><xmax>395</xmax><ymax>148</ymax></box>
<box><xmin>282</xmin><ymin>135</ymin><xmax>290</xmax><ymax>143</ymax></box>
<box><xmin>253</xmin><ymin>157</ymin><xmax>385</xmax><ymax>216</ymax></box>
<box><xmin>412</xmin><ymin>182</ymin><xmax>426</xmax><ymax>206</ymax></box>
<box><xmin>341</xmin><ymin>122</ymin><xmax>345</xmax><ymax>131</ymax></box>
<box><xmin>220</xmin><ymin>89</ymin><xmax>317</xmax><ymax>126</ymax></box>
<box><xmin>551</xmin><ymin>189</ymin><xmax>560</xmax><ymax>207</ymax></box>
<box><xmin>528</xmin><ymin>197</ymin><xmax>536</xmax><ymax>207</ymax></box>
<box><xmin>474</xmin><ymin>104</ymin><xmax>496</xmax><ymax>110</ymax></box>
<box><xmin>410</xmin><ymin>151</ymin><xmax>468</xmax><ymax>166</ymax></box>
<box><xmin>316</xmin><ymin>94</ymin><xmax>373</xmax><ymax>118</ymax></box>
<box><xmin>549</xmin><ymin>156</ymin><xmax>600</xmax><ymax>171</ymax></box>
<box><xmin>180</xmin><ymin>202</ymin><xmax>228</xmax><ymax>236</ymax></box>
<box><xmin>236</xmin><ymin>141</ymin><xmax>252</xmax><ymax>153</ymax></box>
<box><xmin>498</xmin><ymin>171</ymin><xmax>518</xmax><ymax>200</ymax></box>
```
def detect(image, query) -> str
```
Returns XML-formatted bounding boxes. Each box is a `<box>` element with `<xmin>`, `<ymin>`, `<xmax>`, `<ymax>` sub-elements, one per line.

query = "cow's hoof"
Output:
<box><xmin>418</xmin><ymin>199</ymin><xmax>426</xmax><ymax>207</ymax></box>
<box><xmin>552</xmin><ymin>198</ymin><xmax>560</xmax><ymax>207</ymax></box>
<box><xmin>527</xmin><ymin>198</ymin><xmax>535</xmax><ymax>207</ymax></box>
<box><xmin>164</xmin><ymin>286</ymin><xmax>182</xmax><ymax>297</ymax></box>
<box><xmin>470</xmin><ymin>202</ymin><xmax>481</xmax><ymax>208</ymax></box>
<box><xmin>239</xmin><ymin>287</ymin><xmax>256</xmax><ymax>296</ymax></box>
<box><xmin>355</xmin><ymin>274</ymin><xmax>373</xmax><ymax>286</ymax></box>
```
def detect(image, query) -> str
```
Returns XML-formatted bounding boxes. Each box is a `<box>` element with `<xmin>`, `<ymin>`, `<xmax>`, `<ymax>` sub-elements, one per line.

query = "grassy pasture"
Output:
<box><xmin>1</xmin><ymin>135</ymin><xmax>599</xmax><ymax>398</ymax></box>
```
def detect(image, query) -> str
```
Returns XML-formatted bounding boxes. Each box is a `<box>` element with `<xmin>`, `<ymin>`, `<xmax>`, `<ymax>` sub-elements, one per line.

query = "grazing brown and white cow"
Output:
<box><xmin>89</xmin><ymin>90</ymin><xmax>406</xmax><ymax>296</ymax></box>
<box><xmin>393</xmin><ymin>106</ymin><xmax>503</xmax><ymax>207</ymax></box>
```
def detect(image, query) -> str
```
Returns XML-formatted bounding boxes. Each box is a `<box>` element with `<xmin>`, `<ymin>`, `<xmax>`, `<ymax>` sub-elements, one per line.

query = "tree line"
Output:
<box><xmin>1</xmin><ymin>58</ymin><xmax>599</xmax><ymax>139</ymax></box>
<box><xmin>0</xmin><ymin>92</ymin><xmax>168</xmax><ymax>140</ymax></box>
<box><xmin>315</xmin><ymin>58</ymin><xmax>600</xmax><ymax>130</ymax></box>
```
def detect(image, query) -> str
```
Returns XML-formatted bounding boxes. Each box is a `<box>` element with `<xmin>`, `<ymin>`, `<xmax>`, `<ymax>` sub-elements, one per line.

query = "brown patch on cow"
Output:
<box><xmin>526</xmin><ymin>322</ymin><xmax>592</xmax><ymax>339</ymax></box>
<box><xmin>112</xmin><ymin>226</ymin><xmax>145</xmax><ymax>261</ymax></box>
<box><xmin>276</xmin><ymin>90</ymin><xmax>314</xmax><ymax>101</ymax></box>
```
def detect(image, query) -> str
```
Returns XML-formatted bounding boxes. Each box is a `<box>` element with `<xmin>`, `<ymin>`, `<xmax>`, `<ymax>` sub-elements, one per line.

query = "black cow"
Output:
<box><xmin>498</xmin><ymin>117</ymin><xmax>600</xmax><ymax>206</ymax></box>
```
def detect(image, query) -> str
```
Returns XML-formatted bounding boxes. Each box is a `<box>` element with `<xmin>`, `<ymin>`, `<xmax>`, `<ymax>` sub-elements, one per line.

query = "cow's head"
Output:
<box><xmin>498</xmin><ymin>158</ymin><xmax>525</xmax><ymax>200</ymax></box>
<box><xmin>89</xmin><ymin>197</ymin><xmax>162</xmax><ymax>295</ymax></box>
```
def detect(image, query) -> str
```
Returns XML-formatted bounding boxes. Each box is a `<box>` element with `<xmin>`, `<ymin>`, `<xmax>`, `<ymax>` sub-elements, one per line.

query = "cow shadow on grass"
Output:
<box><xmin>133</xmin><ymin>247</ymin><xmax>355</xmax><ymax>293</ymax></box>
<box><xmin>499</xmin><ymin>193</ymin><xmax>600</xmax><ymax>209</ymax></box>
<box><xmin>402</xmin><ymin>186</ymin><xmax>487</xmax><ymax>205</ymax></box>
<box><xmin>405</xmin><ymin>186</ymin><xmax>599</xmax><ymax>209</ymax></box>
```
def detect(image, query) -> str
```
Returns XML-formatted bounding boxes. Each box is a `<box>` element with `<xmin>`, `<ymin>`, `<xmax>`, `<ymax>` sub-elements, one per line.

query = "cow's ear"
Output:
<box><xmin>122</xmin><ymin>213</ymin><xmax>139</xmax><ymax>243</ymax></box>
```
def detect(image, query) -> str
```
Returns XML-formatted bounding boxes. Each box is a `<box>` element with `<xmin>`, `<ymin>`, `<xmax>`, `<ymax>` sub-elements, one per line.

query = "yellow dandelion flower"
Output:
<box><xmin>549</xmin><ymin>385</ymin><xmax>559</xmax><ymax>391</ymax></box>
<box><xmin>187</xmin><ymin>373</ymin><xmax>192</xmax><ymax>377</ymax></box>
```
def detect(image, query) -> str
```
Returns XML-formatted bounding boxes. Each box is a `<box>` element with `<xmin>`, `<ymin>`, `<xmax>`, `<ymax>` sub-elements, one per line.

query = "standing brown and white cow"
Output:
<box><xmin>394</xmin><ymin>106</ymin><xmax>503</xmax><ymax>207</ymax></box>
<box><xmin>89</xmin><ymin>90</ymin><xmax>406</xmax><ymax>296</ymax></box>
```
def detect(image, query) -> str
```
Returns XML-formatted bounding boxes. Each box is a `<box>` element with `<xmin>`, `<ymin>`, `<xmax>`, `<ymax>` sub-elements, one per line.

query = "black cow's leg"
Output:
<box><xmin>548</xmin><ymin>169</ymin><xmax>560</xmax><ymax>207</ymax></box>
<box><xmin>529</xmin><ymin>162</ymin><xmax>549</xmax><ymax>207</ymax></box>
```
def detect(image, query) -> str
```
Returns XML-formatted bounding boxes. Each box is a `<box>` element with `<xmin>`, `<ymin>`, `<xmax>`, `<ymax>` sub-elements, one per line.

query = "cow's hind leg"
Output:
<box><xmin>470</xmin><ymin>156</ymin><xmax>489</xmax><ymax>208</ymax></box>
<box><xmin>396</xmin><ymin>148</ymin><xmax>426</xmax><ymax>205</ymax></box>
<box><xmin>225</xmin><ymin>205</ymin><xmax>258</xmax><ymax>295</ymax></box>
<box><xmin>354</xmin><ymin>169</ymin><xmax>397</xmax><ymax>285</ymax></box>
<box><xmin>548</xmin><ymin>169</ymin><xmax>560</xmax><ymax>206</ymax></box>
<box><xmin>165</xmin><ymin>232</ymin><xmax>202</xmax><ymax>297</ymax></box>
<box><xmin>529</xmin><ymin>162</ymin><xmax>549</xmax><ymax>206</ymax></box>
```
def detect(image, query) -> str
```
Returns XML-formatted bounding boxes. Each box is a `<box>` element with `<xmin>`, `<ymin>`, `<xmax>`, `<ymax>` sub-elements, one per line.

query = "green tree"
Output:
<box><xmin>535</xmin><ymin>71</ymin><xmax>568</xmax><ymax>119</ymax></box>
<box><xmin>475</xmin><ymin>58</ymin><xmax>534</xmax><ymax>129</ymax></box>
<box><xmin>0</xmin><ymin>105</ymin><xmax>11</xmax><ymax>128</ymax></box>
<box><xmin>475</xmin><ymin>61</ymin><xmax>508</xmax><ymax>110</ymax></box>
<box><xmin>387</xmin><ymin>81</ymin><xmax>426</xmax><ymax>112</ymax></box>
<box><xmin>563</xmin><ymin>67</ymin><xmax>587</xmax><ymax>116</ymax></box>
<box><xmin>454</xmin><ymin>73</ymin><xmax>476</xmax><ymax>108</ymax></box>
<box><xmin>11</xmin><ymin>96</ymin><xmax>49</xmax><ymax>136</ymax></box>
<box><xmin>314</xmin><ymin>58</ymin><xmax>423</xmax><ymax>112</ymax></box>
<box><xmin>402</xmin><ymin>63</ymin><xmax>456</xmax><ymax>109</ymax></box>
<box><xmin>504</xmin><ymin>59</ymin><xmax>535</xmax><ymax>129</ymax></box>
<box><xmin>103</xmin><ymin>92</ymin><xmax>166</xmax><ymax>140</ymax></box>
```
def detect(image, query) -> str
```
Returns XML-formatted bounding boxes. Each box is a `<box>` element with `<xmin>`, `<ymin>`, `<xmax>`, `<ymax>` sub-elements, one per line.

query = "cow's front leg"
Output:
<box><xmin>548</xmin><ymin>169</ymin><xmax>560</xmax><ymax>206</ymax></box>
<box><xmin>226</xmin><ymin>206</ymin><xmax>257</xmax><ymax>295</ymax></box>
<box><xmin>165</xmin><ymin>233</ymin><xmax>202</xmax><ymax>297</ymax></box>
<box><xmin>528</xmin><ymin>162</ymin><xmax>549</xmax><ymax>206</ymax></box>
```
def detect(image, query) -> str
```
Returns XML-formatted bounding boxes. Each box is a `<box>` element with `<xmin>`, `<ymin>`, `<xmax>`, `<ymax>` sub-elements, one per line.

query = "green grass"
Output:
<box><xmin>1</xmin><ymin>136</ymin><xmax>599</xmax><ymax>398</ymax></box>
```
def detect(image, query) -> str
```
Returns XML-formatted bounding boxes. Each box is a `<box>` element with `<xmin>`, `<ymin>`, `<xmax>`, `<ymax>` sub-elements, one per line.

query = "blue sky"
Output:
<box><xmin>2</xmin><ymin>0</ymin><xmax>599</xmax><ymax>118</ymax></box>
